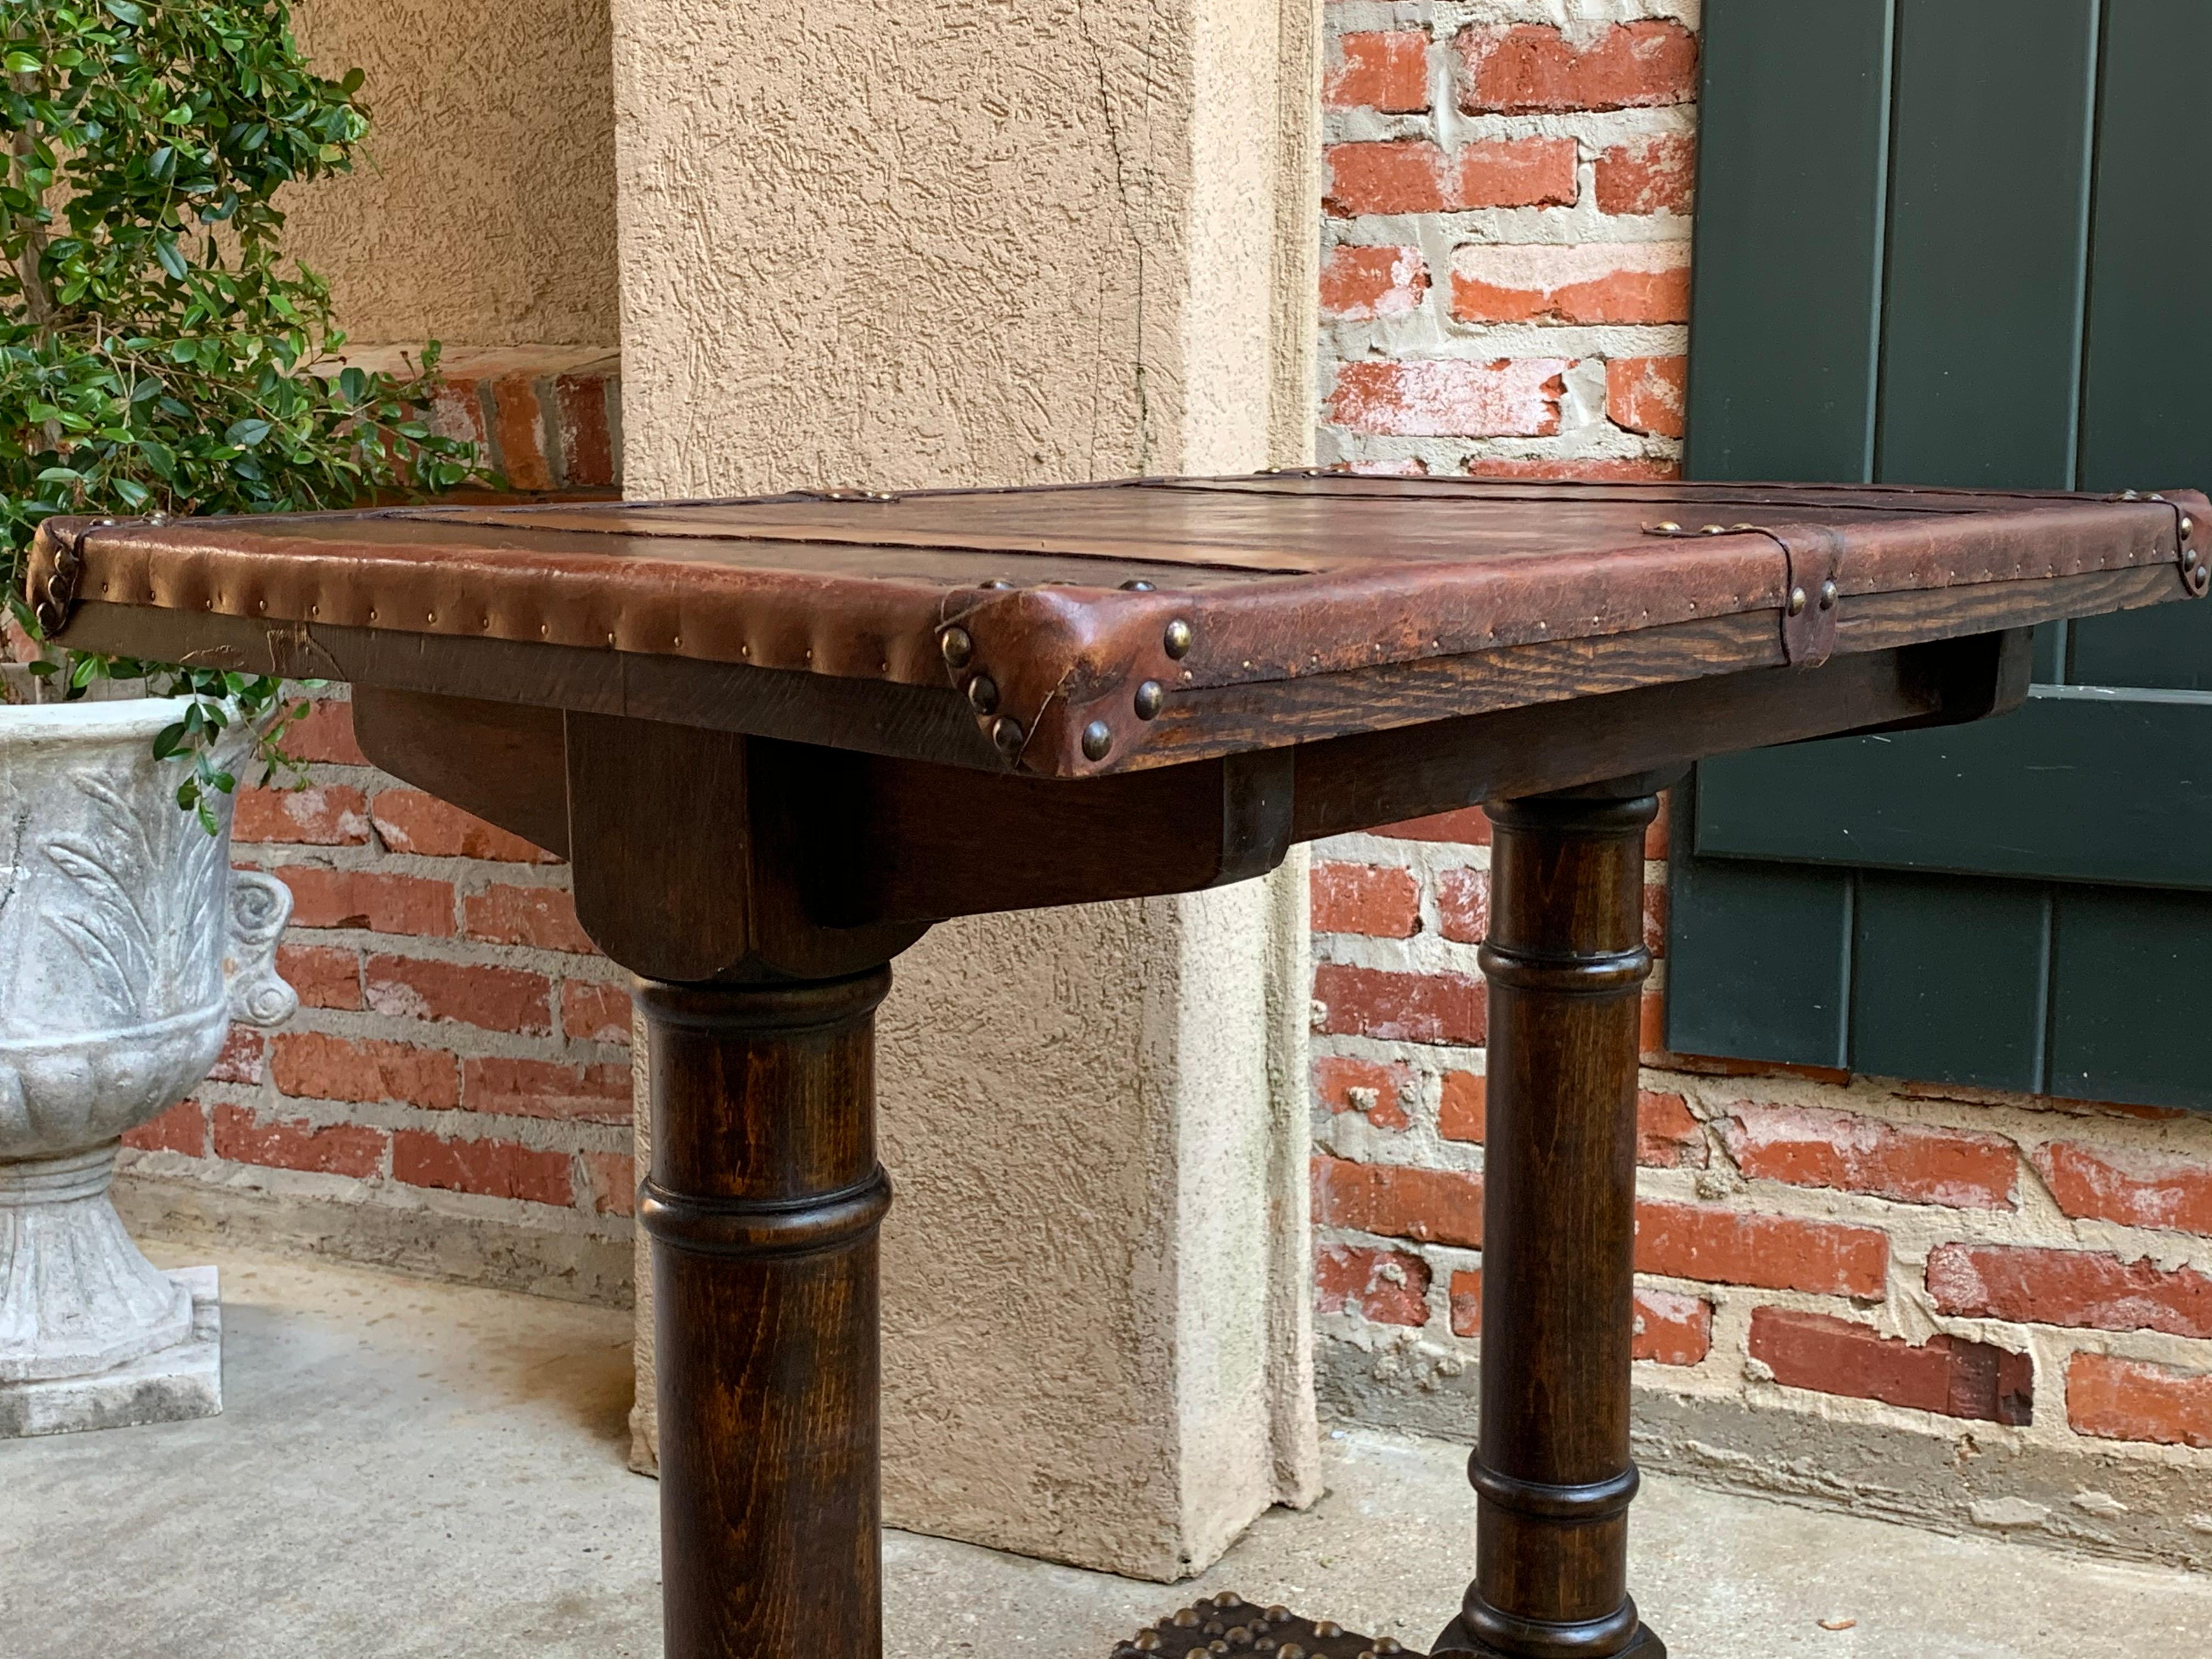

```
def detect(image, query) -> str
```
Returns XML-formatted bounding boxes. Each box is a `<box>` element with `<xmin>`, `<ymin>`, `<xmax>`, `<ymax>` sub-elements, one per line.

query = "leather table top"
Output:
<box><xmin>30</xmin><ymin>475</ymin><xmax>2207</xmax><ymax>776</ymax></box>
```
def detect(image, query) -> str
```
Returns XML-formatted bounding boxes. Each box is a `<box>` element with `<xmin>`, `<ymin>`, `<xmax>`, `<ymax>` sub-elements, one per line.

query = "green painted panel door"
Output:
<box><xmin>1668</xmin><ymin>0</ymin><xmax>2212</xmax><ymax>1109</ymax></box>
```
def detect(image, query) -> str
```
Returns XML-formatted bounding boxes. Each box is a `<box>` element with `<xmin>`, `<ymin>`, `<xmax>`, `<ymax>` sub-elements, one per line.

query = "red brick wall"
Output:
<box><xmin>115</xmin><ymin>354</ymin><xmax>634</xmax><ymax>1305</ymax></box>
<box><xmin>1319</xmin><ymin>3</ymin><xmax>1694</xmax><ymax>478</ymax></box>
<box><xmin>120</xmin><ymin>687</ymin><xmax>637</xmax><ymax>1287</ymax></box>
<box><xmin>1311</xmin><ymin>1</ymin><xmax>2212</xmax><ymax>1518</ymax></box>
<box><xmin>1313</xmin><ymin>798</ymin><xmax>2212</xmax><ymax>1482</ymax></box>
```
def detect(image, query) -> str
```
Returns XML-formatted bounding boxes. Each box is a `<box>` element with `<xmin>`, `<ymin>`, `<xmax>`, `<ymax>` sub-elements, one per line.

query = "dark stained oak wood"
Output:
<box><xmin>352</xmin><ymin>688</ymin><xmax>571</xmax><ymax>857</ymax></box>
<box><xmin>1286</xmin><ymin>631</ymin><xmax>2025</xmax><ymax>845</ymax></box>
<box><xmin>48</xmin><ymin>478</ymin><xmax>2194</xmax><ymax>1659</ymax></box>
<box><xmin>1434</xmin><ymin>787</ymin><xmax>1666</xmax><ymax>1659</ymax></box>
<box><xmin>562</xmin><ymin>713</ymin><xmax>927</xmax><ymax>983</ymax></box>
<box><xmin>49</xmin><ymin>556</ymin><xmax>2154</xmax><ymax>776</ymax></box>
<box><xmin>639</xmin><ymin>971</ymin><xmax>892</xmax><ymax>1659</ymax></box>
<box><xmin>347</xmin><ymin>634</ymin><xmax>2026</xmax><ymax>948</ymax></box>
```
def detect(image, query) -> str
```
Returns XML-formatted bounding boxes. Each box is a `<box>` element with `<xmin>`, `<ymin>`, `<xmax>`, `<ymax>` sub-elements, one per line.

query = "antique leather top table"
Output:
<box><xmin>30</xmin><ymin>475</ymin><xmax>2210</xmax><ymax>1658</ymax></box>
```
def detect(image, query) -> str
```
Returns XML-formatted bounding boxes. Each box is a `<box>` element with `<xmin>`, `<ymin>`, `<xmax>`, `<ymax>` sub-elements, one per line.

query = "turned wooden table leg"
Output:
<box><xmin>636</xmin><ymin>968</ymin><xmax>893</xmax><ymax>1659</ymax></box>
<box><xmin>1434</xmin><ymin>788</ymin><xmax>1664</xmax><ymax>1659</ymax></box>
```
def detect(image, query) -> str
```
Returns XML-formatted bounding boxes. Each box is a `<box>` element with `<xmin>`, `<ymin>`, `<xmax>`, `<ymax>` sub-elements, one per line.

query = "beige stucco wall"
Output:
<box><xmin>614</xmin><ymin>0</ymin><xmax>1324</xmax><ymax>1581</ymax></box>
<box><xmin>613</xmin><ymin>0</ymin><xmax>1316</xmax><ymax>493</ymax></box>
<box><xmin>285</xmin><ymin>0</ymin><xmax>618</xmax><ymax>349</ymax></box>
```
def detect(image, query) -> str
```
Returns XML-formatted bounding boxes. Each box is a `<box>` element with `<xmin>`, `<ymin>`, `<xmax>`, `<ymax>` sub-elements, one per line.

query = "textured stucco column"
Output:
<box><xmin>612</xmin><ymin>0</ymin><xmax>1323</xmax><ymax>1579</ymax></box>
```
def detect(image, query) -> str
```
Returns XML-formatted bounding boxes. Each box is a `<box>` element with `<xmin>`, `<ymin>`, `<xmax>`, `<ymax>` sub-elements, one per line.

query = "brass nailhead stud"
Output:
<box><xmin>1652</xmin><ymin>520</ymin><xmax>1680</xmax><ymax>533</ymax></box>
<box><xmin>1134</xmin><ymin>679</ymin><xmax>1165</xmax><ymax>720</ymax></box>
<box><xmin>1787</xmin><ymin>586</ymin><xmax>1808</xmax><ymax>616</ymax></box>
<box><xmin>940</xmin><ymin>625</ymin><xmax>974</xmax><ymax>668</ymax></box>
<box><xmin>2184</xmin><ymin>546</ymin><xmax>2200</xmax><ymax>572</ymax></box>
<box><xmin>1818</xmin><ymin>578</ymin><xmax>1839</xmax><ymax>610</ymax></box>
<box><xmin>2183</xmin><ymin>514</ymin><xmax>2197</xmax><ymax>538</ymax></box>
<box><xmin>1081</xmin><ymin>721</ymin><xmax>1113</xmax><ymax>761</ymax></box>
<box><xmin>1164</xmin><ymin>618</ymin><xmax>1194</xmax><ymax>658</ymax></box>
<box><xmin>967</xmin><ymin>674</ymin><xmax>1000</xmax><ymax>714</ymax></box>
<box><xmin>980</xmin><ymin>577</ymin><xmax>1015</xmax><ymax>590</ymax></box>
<box><xmin>1173</xmin><ymin>1610</ymin><xmax>1201</xmax><ymax>1628</ymax></box>
<box><xmin>991</xmin><ymin>715</ymin><xmax>1024</xmax><ymax>754</ymax></box>
<box><xmin>1120</xmin><ymin>578</ymin><xmax>1156</xmax><ymax>591</ymax></box>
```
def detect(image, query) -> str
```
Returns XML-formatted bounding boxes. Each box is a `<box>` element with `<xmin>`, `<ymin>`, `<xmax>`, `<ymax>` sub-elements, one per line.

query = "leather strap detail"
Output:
<box><xmin>1774</xmin><ymin>523</ymin><xmax>1844</xmax><ymax>667</ymax></box>
<box><xmin>1639</xmin><ymin>518</ymin><xmax>1841</xmax><ymax>667</ymax></box>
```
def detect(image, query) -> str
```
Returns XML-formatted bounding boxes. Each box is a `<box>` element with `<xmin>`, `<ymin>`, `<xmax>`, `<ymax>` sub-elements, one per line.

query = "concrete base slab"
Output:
<box><xmin>0</xmin><ymin>1265</ymin><xmax>220</xmax><ymax>1439</ymax></box>
<box><xmin>4</xmin><ymin>1246</ymin><xmax>2210</xmax><ymax>1658</ymax></box>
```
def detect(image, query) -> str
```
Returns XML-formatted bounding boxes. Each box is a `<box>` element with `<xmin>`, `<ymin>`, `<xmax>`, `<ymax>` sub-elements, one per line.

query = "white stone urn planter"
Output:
<box><xmin>0</xmin><ymin>697</ymin><xmax>295</xmax><ymax>1415</ymax></box>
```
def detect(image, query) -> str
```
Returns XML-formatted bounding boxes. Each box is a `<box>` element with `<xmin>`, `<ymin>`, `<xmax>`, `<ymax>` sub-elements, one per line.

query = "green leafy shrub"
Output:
<box><xmin>0</xmin><ymin>0</ymin><xmax>479</xmax><ymax>823</ymax></box>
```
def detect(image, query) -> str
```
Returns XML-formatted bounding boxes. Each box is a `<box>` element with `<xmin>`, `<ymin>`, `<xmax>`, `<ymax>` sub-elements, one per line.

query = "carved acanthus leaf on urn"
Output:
<box><xmin>0</xmin><ymin>700</ymin><xmax>297</xmax><ymax>1386</ymax></box>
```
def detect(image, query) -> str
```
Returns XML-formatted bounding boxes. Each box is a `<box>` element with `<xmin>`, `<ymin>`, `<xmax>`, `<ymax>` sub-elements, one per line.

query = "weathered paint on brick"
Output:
<box><xmin>1449</xmin><ymin>242</ymin><xmax>1691</xmax><ymax>325</ymax></box>
<box><xmin>2067</xmin><ymin>1352</ymin><xmax>2212</xmax><ymax>1447</ymax></box>
<box><xmin>1929</xmin><ymin>1244</ymin><xmax>2212</xmax><ymax>1339</ymax></box>
<box><xmin>1719</xmin><ymin>1104</ymin><xmax>2019</xmax><ymax>1209</ymax></box>
<box><xmin>1329</xmin><ymin>359</ymin><xmax>1571</xmax><ymax>439</ymax></box>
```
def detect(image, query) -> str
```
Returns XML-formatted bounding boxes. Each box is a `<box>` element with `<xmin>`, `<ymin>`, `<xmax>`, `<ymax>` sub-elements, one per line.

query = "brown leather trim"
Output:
<box><xmin>28</xmin><ymin>477</ymin><xmax>2206</xmax><ymax>778</ymax></box>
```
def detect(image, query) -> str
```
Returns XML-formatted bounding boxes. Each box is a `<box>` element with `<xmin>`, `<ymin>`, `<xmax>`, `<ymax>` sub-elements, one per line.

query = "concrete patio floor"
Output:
<box><xmin>4</xmin><ymin>1246</ymin><xmax>2209</xmax><ymax>1659</ymax></box>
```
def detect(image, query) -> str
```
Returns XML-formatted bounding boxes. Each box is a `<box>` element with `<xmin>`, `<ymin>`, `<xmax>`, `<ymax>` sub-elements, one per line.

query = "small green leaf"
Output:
<box><xmin>4</xmin><ymin>50</ymin><xmax>42</xmax><ymax>74</ymax></box>
<box><xmin>104</xmin><ymin>0</ymin><xmax>146</xmax><ymax>24</ymax></box>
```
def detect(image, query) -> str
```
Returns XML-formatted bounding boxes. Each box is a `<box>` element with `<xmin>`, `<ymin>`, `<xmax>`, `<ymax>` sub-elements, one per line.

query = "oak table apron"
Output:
<box><xmin>32</xmin><ymin>476</ymin><xmax>2207</xmax><ymax>1659</ymax></box>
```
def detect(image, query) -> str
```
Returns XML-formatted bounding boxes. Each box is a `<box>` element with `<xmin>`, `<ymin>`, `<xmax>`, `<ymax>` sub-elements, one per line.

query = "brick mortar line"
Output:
<box><xmin>268</xmin><ymin>1005</ymin><xmax>629</xmax><ymax>1063</ymax></box>
<box><xmin>180</xmin><ymin>1083</ymin><xmax>633</xmax><ymax>1151</ymax></box>
<box><xmin>273</xmin><ymin>925</ymin><xmax>627</xmax><ymax>980</ymax></box>
<box><xmin>120</xmin><ymin>1146</ymin><xmax>633</xmax><ymax>1235</ymax></box>
<box><xmin>1324</xmin><ymin>108</ymin><xmax>1698</xmax><ymax>148</ymax></box>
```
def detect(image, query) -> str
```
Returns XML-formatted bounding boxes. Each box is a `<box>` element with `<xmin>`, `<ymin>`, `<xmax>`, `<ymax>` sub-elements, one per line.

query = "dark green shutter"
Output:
<box><xmin>1667</xmin><ymin>0</ymin><xmax>2212</xmax><ymax>1110</ymax></box>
